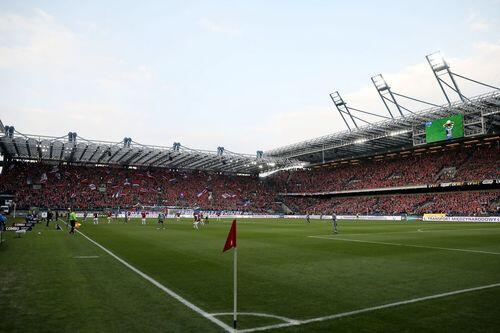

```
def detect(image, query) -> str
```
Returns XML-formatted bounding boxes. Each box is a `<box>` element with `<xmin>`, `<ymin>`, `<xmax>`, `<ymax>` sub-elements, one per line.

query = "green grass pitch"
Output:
<box><xmin>1</xmin><ymin>217</ymin><xmax>500</xmax><ymax>332</ymax></box>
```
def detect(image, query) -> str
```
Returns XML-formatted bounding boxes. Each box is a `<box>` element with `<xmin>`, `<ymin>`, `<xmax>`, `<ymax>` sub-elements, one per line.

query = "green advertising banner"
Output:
<box><xmin>425</xmin><ymin>114</ymin><xmax>464</xmax><ymax>144</ymax></box>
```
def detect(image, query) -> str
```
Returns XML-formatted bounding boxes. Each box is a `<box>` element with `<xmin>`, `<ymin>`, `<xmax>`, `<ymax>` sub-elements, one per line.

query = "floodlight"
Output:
<box><xmin>426</xmin><ymin>52</ymin><xmax>448</xmax><ymax>72</ymax></box>
<box><xmin>354</xmin><ymin>138</ymin><xmax>368</xmax><ymax>144</ymax></box>
<box><xmin>371</xmin><ymin>74</ymin><xmax>389</xmax><ymax>91</ymax></box>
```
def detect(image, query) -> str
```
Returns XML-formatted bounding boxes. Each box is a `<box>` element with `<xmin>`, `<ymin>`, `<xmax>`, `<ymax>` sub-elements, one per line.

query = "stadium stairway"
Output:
<box><xmin>434</xmin><ymin>167</ymin><xmax>457</xmax><ymax>182</ymax></box>
<box><xmin>280</xmin><ymin>202</ymin><xmax>294</xmax><ymax>214</ymax></box>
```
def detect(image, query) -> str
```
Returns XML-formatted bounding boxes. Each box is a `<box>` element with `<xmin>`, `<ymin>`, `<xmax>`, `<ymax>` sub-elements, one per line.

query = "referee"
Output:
<box><xmin>69</xmin><ymin>208</ymin><xmax>77</xmax><ymax>234</ymax></box>
<box><xmin>46</xmin><ymin>209</ymin><xmax>53</xmax><ymax>227</ymax></box>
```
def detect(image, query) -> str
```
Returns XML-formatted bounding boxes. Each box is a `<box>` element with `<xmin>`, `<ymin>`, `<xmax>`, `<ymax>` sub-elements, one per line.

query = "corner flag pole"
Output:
<box><xmin>223</xmin><ymin>219</ymin><xmax>238</xmax><ymax>331</ymax></box>
<box><xmin>233</xmin><ymin>244</ymin><xmax>237</xmax><ymax>330</ymax></box>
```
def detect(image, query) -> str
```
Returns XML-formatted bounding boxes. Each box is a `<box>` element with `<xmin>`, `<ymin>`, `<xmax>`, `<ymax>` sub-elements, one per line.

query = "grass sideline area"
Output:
<box><xmin>1</xmin><ymin>217</ymin><xmax>500</xmax><ymax>332</ymax></box>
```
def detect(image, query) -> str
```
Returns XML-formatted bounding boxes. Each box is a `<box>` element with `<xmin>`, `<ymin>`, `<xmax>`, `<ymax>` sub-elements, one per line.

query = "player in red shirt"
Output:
<box><xmin>141</xmin><ymin>211</ymin><xmax>147</xmax><ymax>225</ymax></box>
<box><xmin>93</xmin><ymin>212</ymin><xmax>99</xmax><ymax>225</ymax></box>
<box><xmin>107</xmin><ymin>211</ymin><xmax>112</xmax><ymax>224</ymax></box>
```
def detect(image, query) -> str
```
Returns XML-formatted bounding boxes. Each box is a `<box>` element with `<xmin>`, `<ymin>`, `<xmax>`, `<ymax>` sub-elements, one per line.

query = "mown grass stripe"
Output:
<box><xmin>309</xmin><ymin>236</ymin><xmax>500</xmax><ymax>255</ymax></box>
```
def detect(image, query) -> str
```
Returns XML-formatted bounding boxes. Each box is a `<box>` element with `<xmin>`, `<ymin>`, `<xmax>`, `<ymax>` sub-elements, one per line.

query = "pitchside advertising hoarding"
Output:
<box><xmin>423</xmin><ymin>214</ymin><xmax>500</xmax><ymax>223</ymax></box>
<box><xmin>67</xmin><ymin>212</ymin><xmax>498</xmax><ymax>222</ymax></box>
<box><xmin>425</xmin><ymin>114</ymin><xmax>464</xmax><ymax>144</ymax></box>
<box><xmin>5</xmin><ymin>222</ymin><xmax>34</xmax><ymax>231</ymax></box>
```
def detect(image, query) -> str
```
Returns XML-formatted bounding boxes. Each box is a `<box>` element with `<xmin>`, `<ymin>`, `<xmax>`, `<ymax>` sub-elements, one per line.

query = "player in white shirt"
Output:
<box><xmin>332</xmin><ymin>213</ymin><xmax>338</xmax><ymax>234</ymax></box>
<box><xmin>193</xmin><ymin>212</ymin><xmax>200</xmax><ymax>230</ymax></box>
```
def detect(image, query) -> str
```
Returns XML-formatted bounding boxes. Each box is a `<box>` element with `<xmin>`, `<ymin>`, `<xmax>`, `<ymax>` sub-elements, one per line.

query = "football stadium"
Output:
<box><xmin>1</xmin><ymin>2</ymin><xmax>500</xmax><ymax>333</ymax></box>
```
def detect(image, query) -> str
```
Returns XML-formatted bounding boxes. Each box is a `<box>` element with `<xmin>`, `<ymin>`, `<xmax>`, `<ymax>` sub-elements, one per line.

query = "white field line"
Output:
<box><xmin>58</xmin><ymin>219</ymin><xmax>233</xmax><ymax>332</ymax></box>
<box><xmin>239</xmin><ymin>282</ymin><xmax>500</xmax><ymax>332</ymax></box>
<box><xmin>211</xmin><ymin>312</ymin><xmax>299</xmax><ymax>324</ymax></box>
<box><xmin>309</xmin><ymin>226</ymin><xmax>500</xmax><ymax>238</ymax></box>
<box><xmin>308</xmin><ymin>236</ymin><xmax>500</xmax><ymax>255</ymax></box>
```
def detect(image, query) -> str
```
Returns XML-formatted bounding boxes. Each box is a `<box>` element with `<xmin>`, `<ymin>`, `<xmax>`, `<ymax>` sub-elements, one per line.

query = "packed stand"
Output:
<box><xmin>1</xmin><ymin>143</ymin><xmax>498</xmax><ymax>215</ymax></box>
<box><xmin>283</xmin><ymin>191</ymin><xmax>500</xmax><ymax>216</ymax></box>
<box><xmin>275</xmin><ymin>144</ymin><xmax>499</xmax><ymax>193</ymax></box>
<box><xmin>0</xmin><ymin>162</ymin><xmax>278</xmax><ymax>212</ymax></box>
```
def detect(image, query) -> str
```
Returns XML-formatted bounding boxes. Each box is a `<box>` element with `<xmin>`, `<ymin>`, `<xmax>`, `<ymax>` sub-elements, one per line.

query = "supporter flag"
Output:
<box><xmin>197</xmin><ymin>188</ymin><xmax>208</xmax><ymax>198</ymax></box>
<box><xmin>222</xmin><ymin>219</ymin><xmax>238</xmax><ymax>329</ymax></box>
<box><xmin>40</xmin><ymin>173</ymin><xmax>48</xmax><ymax>184</ymax></box>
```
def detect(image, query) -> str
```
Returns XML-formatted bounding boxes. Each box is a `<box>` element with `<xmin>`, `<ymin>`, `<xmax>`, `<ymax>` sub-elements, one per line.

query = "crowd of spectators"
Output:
<box><xmin>0</xmin><ymin>163</ymin><xmax>278</xmax><ymax>212</ymax></box>
<box><xmin>0</xmin><ymin>143</ymin><xmax>497</xmax><ymax>215</ymax></box>
<box><xmin>283</xmin><ymin>191</ymin><xmax>499</xmax><ymax>216</ymax></box>
<box><xmin>275</xmin><ymin>144</ymin><xmax>499</xmax><ymax>193</ymax></box>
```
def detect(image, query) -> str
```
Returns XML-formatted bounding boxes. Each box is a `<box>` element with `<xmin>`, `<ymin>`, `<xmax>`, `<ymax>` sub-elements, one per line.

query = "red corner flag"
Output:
<box><xmin>223</xmin><ymin>219</ymin><xmax>237</xmax><ymax>252</ymax></box>
<box><xmin>223</xmin><ymin>219</ymin><xmax>238</xmax><ymax>330</ymax></box>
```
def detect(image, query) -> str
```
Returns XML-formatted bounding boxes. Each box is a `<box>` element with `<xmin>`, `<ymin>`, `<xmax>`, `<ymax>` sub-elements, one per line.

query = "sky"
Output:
<box><xmin>1</xmin><ymin>0</ymin><xmax>499</xmax><ymax>154</ymax></box>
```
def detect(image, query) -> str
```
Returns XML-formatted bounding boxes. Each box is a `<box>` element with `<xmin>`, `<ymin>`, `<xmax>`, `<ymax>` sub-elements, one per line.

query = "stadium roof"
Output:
<box><xmin>1</xmin><ymin>91</ymin><xmax>498</xmax><ymax>174</ymax></box>
<box><xmin>2</xmin><ymin>91</ymin><xmax>498</xmax><ymax>174</ymax></box>
<box><xmin>0</xmin><ymin>123</ymin><xmax>298</xmax><ymax>175</ymax></box>
<box><xmin>264</xmin><ymin>91</ymin><xmax>500</xmax><ymax>164</ymax></box>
